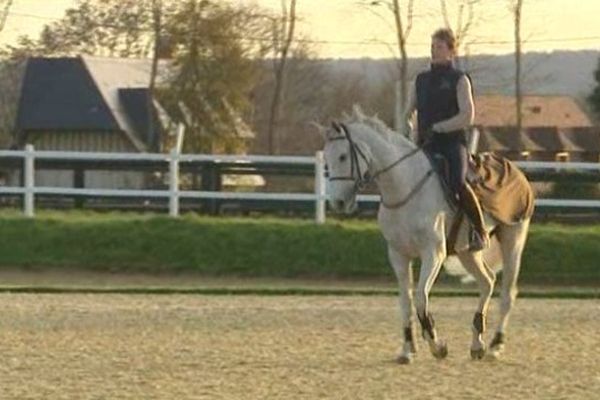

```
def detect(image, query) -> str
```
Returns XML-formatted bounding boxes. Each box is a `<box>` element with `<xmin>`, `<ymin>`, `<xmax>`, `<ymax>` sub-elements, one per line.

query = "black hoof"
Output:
<box><xmin>396</xmin><ymin>355</ymin><xmax>412</xmax><ymax>365</ymax></box>
<box><xmin>433</xmin><ymin>342</ymin><xmax>448</xmax><ymax>359</ymax></box>
<box><xmin>470</xmin><ymin>348</ymin><xmax>486</xmax><ymax>360</ymax></box>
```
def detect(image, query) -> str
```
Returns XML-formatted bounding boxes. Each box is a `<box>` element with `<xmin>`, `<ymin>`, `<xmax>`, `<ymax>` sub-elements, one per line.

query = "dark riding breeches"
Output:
<box><xmin>425</xmin><ymin>138</ymin><xmax>468</xmax><ymax>199</ymax></box>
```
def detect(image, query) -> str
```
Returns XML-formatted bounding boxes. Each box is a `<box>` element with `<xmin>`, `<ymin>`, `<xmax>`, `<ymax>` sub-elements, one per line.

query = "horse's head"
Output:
<box><xmin>322</xmin><ymin>121</ymin><xmax>371</xmax><ymax>214</ymax></box>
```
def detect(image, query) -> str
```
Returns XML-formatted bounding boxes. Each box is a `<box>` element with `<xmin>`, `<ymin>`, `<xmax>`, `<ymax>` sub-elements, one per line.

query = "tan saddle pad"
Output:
<box><xmin>470</xmin><ymin>153</ymin><xmax>535</xmax><ymax>225</ymax></box>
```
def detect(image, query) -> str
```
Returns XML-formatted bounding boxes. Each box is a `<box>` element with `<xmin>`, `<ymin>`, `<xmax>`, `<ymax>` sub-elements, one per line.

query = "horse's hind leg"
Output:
<box><xmin>490</xmin><ymin>219</ymin><xmax>530</xmax><ymax>357</ymax></box>
<box><xmin>388</xmin><ymin>246</ymin><xmax>417</xmax><ymax>364</ymax></box>
<box><xmin>456</xmin><ymin>250</ymin><xmax>496</xmax><ymax>359</ymax></box>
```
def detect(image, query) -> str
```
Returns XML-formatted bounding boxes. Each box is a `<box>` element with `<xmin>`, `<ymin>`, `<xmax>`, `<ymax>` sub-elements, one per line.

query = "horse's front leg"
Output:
<box><xmin>415</xmin><ymin>240</ymin><xmax>448</xmax><ymax>359</ymax></box>
<box><xmin>387</xmin><ymin>246</ymin><xmax>416</xmax><ymax>364</ymax></box>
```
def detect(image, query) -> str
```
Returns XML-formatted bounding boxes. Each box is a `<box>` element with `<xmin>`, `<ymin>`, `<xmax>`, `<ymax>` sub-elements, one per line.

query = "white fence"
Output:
<box><xmin>0</xmin><ymin>145</ymin><xmax>327</xmax><ymax>222</ymax></box>
<box><xmin>1</xmin><ymin>145</ymin><xmax>600</xmax><ymax>223</ymax></box>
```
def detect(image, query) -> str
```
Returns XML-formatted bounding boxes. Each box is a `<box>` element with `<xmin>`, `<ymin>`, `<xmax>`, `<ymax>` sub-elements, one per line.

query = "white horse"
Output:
<box><xmin>321</xmin><ymin>109</ymin><xmax>531</xmax><ymax>363</ymax></box>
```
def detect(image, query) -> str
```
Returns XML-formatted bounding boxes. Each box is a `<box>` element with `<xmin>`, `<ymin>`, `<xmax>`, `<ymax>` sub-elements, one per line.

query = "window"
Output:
<box><xmin>555</xmin><ymin>152</ymin><xmax>570</xmax><ymax>162</ymax></box>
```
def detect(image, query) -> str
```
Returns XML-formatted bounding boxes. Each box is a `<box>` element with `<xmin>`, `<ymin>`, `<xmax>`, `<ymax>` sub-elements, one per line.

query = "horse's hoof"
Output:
<box><xmin>488</xmin><ymin>341</ymin><xmax>504</xmax><ymax>360</ymax></box>
<box><xmin>396</xmin><ymin>354</ymin><xmax>412</xmax><ymax>365</ymax></box>
<box><xmin>470</xmin><ymin>347</ymin><xmax>486</xmax><ymax>360</ymax></box>
<box><xmin>486</xmin><ymin>349</ymin><xmax>502</xmax><ymax>361</ymax></box>
<box><xmin>490</xmin><ymin>332</ymin><xmax>505</xmax><ymax>350</ymax></box>
<box><xmin>433</xmin><ymin>342</ymin><xmax>448</xmax><ymax>359</ymax></box>
<box><xmin>490</xmin><ymin>341</ymin><xmax>504</xmax><ymax>352</ymax></box>
<box><xmin>489</xmin><ymin>343</ymin><xmax>504</xmax><ymax>357</ymax></box>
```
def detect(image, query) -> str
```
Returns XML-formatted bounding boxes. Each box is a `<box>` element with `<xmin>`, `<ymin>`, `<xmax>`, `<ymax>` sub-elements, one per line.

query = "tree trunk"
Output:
<box><xmin>148</xmin><ymin>0</ymin><xmax>162</xmax><ymax>152</ymax></box>
<box><xmin>267</xmin><ymin>0</ymin><xmax>297</xmax><ymax>155</ymax></box>
<box><xmin>514</xmin><ymin>0</ymin><xmax>523</xmax><ymax>150</ymax></box>
<box><xmin>0</xmin><ymin>0</ymin><xmax>13</xmax><ymax>33</ymax></box>
<box><xmin>393</xmin><ymin>0</ymin><xmax>408</xmax><ymax>113</ymax></box>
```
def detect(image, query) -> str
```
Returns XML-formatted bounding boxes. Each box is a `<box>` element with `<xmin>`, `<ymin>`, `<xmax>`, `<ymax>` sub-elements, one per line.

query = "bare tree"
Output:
<box><xmin>266</xmin><ymin>0</ymin><xmax>298</xmax><ymax>155</ymax></box>
<box><xmin>370</xmin><ymin>0</ymin><xmax>414</xmax><ymax>109</ymax></box>
<box><xmin>148</xmin><ymin>0</ymin><xmax>163</xmax><ymax>151</ymax></box>
<box><xmin>392</xmin><ymin>0</ymin><xmax>414</xmax><ymax>116</ymax></box>
<box><xmin>439</xmin><ymin>0</ymin><xmax>481</xmax><ymax>67</ymax></box>
<box><xmin>149</xmin><ymin>0</ymin><xmax>162</xmax><ymax>96</ymax></box>
<box><xmin>439</xmin><ymin>0</ymin><xmax>478</xmax><ymax>49</ymax></box>
<box><xmin>366</xmin><ymin>1</ymin><xmax>414</xmax><ymax>131</ymax></box>
<box><xmin>0</xmin><ymin>0</ymin><xmax>13</xmax><ymax>34</ymax></box>
<box><xmin>0</xmin><ymin>0</ymin><xmax>16</xmax><ymax>148</ymax></box>
<box><xmin>511</xmin><ymin>0</ymin><xmax>524</xmax><ymax>139</ymax></box>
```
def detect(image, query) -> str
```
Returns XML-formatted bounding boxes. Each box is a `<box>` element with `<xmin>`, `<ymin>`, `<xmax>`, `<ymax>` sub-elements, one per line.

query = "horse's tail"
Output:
<box><xmin>444</xmin><ymin>235</ymin><xmax>504</xmax><ymax>283</ymax></box>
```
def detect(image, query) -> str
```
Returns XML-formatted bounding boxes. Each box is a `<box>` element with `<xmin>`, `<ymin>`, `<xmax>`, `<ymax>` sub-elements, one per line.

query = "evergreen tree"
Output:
<box><xmin>587</xmin><ymin>56</ymin><xmax>600</xmax><ymax>117</ymax></box>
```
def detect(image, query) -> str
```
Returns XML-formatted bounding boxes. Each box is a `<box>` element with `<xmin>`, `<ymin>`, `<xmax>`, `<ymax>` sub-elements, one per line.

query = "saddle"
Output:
<box><xmin>426</xmin><ymin>152</ymin><xmax>535</xmax><ymax>254</ymax></box>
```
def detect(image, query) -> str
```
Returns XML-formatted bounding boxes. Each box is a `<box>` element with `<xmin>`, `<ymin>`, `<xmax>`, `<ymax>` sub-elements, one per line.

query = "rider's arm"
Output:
<box><xmin>432</xmin><ymin>75</ymin><xmax>474</xmax><ymax>133</ymax></box>
<box><xmin>403</xmin><ymin>81</ymin><xmax>418</xmax><ymax>142</ymax></box>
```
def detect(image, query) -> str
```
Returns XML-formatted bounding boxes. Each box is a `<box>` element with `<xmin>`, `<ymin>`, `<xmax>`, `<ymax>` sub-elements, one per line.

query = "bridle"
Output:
<box><xmin>326</xmin><ymin>122</ymin><xmax>434</xmax><ymax>209</ymax></box>
<box><xmin>326</xmin><ymin>123</ymin><xmax>372</xmax><ymax>192</ymax></box>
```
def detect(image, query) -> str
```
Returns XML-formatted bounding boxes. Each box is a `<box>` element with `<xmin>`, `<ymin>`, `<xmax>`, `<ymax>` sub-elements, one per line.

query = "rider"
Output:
<box><xmin>403</xmin><ymin>28</ymin><xmax>489</xmax><ymax>250</ymax></box>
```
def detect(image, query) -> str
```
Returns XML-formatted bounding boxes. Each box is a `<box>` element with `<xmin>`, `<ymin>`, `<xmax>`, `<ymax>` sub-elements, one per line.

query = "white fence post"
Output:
<box><xmin>169</xmin><ymin>148</ymin><xmax>180</xmax><ymax>217</ymax></box>
<box><xmin>315</xmin><ymin>151</ymin><xmax>326</xmax><ymax>224</ymax></box>
<box><xmin>175</xmin><ymin>123</ymin><xmax>185</xmax><ymax>154</ymax></box>
<box><xmin>24</xmin><ymin>144</ymin><xmax>35</xmax><ymax>217</ymax></box>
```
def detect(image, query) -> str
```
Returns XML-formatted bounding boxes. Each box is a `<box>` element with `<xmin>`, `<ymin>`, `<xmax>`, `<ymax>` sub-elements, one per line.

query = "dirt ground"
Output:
<box><xmin>0</xmin><ymin>294</ymin><xmax>598</xmax><ymax>399</ymax></box>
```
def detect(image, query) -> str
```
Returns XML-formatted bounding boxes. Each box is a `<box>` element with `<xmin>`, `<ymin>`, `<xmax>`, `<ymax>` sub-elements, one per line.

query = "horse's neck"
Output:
<box><xmin>359</xmin><ymin>130</ymin><xmax>431</xmax><ymax>201</ymax></box>
<box><xmin>354</xmin><ymin>129</ymin><xmax>407</xmax><ymax>168</ymax></box>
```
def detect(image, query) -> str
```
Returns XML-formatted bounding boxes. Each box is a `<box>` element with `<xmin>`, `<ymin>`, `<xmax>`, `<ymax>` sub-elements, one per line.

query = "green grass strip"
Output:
<box><xmin>0</xmin><ymin>210</ymin><xmax>598</xmax><ymax>285</ymax></box>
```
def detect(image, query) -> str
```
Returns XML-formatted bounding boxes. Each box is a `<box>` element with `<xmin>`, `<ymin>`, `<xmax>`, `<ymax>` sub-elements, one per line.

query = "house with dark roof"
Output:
<box><xmin>12</xmin><ymin>56</ymin><xmax>171</xmax><ymax>188</ymax></box>
<box><xmin>474</xmin><ymin>95</ymin><xmax>593</xmax><ymax>128</ymax></box>
<box><xmin>474</xmin><ymin>95</ymin><xmax>600</xmax><ymax>162</ymax></box>
<box><xmin>16</xmin><ymin>56</ymin><xmax>166</xmax><ymax>153</ymax></box>
<box><xmin>16</xmin><ymin>55</ymin><xmax>256</xmax><ymax>151</ymax></box>
<box><xmin>10</xmin><ymin>55</ymin><xmax>259</xmax><ymax>189</ymax></box>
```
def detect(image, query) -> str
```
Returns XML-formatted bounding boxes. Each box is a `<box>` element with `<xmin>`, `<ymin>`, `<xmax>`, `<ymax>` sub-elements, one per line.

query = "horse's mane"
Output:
<box><xmin>342</xmin><ymin>105</ymin><xmax>415</xmax><ymax>149</ymax></box>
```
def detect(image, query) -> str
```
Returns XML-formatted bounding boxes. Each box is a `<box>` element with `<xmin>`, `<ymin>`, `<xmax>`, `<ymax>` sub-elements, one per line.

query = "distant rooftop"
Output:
<box><xmin>474</xmin><ymin>95</ymin><xmax>593</xmax><ymax>128</ymax></box>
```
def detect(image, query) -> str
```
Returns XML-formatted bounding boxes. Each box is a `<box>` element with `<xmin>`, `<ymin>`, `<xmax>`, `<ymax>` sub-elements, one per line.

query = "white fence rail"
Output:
<box><xmin>0</xmin><ymin>145</ymin><xmax>328</xmax><ymax>221</ymax></box>
<box><xmin>0</xmin><ymin>146</ymin><xmax>599</xmax><ymax>222</ymax></box>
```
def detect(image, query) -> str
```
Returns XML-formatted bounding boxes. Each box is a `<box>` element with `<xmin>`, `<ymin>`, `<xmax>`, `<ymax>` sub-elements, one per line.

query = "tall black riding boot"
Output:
<box><xmin>458</xmin><ymin>184</ymin><xmax>490</xmax><ymax>251</ymax></box>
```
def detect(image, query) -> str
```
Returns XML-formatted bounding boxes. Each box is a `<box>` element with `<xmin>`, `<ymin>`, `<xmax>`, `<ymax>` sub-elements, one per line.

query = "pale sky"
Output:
<box><xmin>2</xmin><ymin>0</ymin><xmax>600</xmax><ymax>58</ymax></box>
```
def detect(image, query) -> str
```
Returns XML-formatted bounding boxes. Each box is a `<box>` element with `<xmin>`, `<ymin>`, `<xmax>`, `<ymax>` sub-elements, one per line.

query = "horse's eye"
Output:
<box><xmin>339</xmin><ymin>154</ymin><xmax>347</xmax><ymax>162</ymax></box>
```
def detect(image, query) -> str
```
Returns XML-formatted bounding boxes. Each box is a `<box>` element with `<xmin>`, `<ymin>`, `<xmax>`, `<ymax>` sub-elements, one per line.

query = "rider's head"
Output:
<box><xmin>431</xmin><ymin>28</ymin><xmax>456</xmax><ymax>65</ymax></box>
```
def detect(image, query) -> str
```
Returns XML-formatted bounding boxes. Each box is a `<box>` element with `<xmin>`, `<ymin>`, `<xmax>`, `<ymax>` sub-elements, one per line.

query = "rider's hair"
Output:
<box><xmin>431</xmin><ymin>28</ymin><xmax>457</xmax><ymax>52</ymax></box>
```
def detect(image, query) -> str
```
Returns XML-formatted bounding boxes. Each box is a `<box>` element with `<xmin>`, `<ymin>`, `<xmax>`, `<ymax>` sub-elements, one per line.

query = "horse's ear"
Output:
<box><xmin>331</xmin><ymin>121</ymin><xmax>342</xmax><ymax>133</ymax></box>
<box><xmin>339</xmin><ymin>122</ymin><xmax>349</xmax><ymax>135</ymax></box>
<box><xmin>309</xmin><ymin>121</ymin><xmax>326</xmax><ymax>139</ymax></box>
<box><xmin>352</xmin><ymin>104</ymin><xmax>365</xmax><ymax>120</ymax></box>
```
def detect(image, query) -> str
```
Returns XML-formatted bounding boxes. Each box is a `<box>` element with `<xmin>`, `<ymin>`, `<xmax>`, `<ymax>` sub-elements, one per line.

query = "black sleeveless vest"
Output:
<box><xmin>416</xmin><ymin>63</ymin><xmax>468</xmax><ymax>145</ymax></box>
